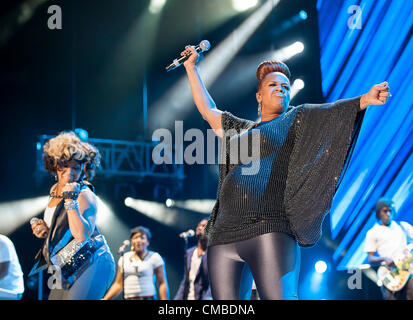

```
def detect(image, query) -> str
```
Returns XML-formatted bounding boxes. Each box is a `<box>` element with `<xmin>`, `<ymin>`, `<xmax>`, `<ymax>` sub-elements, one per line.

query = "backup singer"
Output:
<box><xmin>181</xmin><ymin>45</ymin><xmax>390</xmax><ymax>299</ymax></box>
<box><xmin>31</xmin><ymin>131</ymin><xmax>116</xmax><ymax>300</ymax></box>
<box><xmin>174</xmin><ymin>219</ymin><xmax>212</xmax><ymax>300</ymax></box>
<box><xmin>102</xmin><ymin>226</ymin><xmax>169</xmax><ymax>300</ymax></box>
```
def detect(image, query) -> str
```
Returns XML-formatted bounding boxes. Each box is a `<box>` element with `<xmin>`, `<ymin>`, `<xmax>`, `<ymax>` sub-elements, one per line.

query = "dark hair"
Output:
<box><xmin>374</xmin><ymin>198</ymin><xmax>393</xmax><ymax>219</ymax></box>
<box><xmin>130</xmin><ymin>226</ymin><xmax>152</xmax><ymax>241</ymax></box>
<box><xmin>256</xmin><ymin>60</ymin><xmax>291</xmax><ymax>90</ymax></box>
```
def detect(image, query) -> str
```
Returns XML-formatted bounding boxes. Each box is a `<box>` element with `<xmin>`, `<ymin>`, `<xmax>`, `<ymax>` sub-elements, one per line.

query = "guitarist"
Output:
<box><xmin>364</xmin><ymin>198</ymin><xmax>413</xmax><ymax>300</ymax></box>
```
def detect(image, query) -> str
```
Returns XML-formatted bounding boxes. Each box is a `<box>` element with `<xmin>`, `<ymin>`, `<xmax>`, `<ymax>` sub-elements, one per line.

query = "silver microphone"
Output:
<box><xmin>166</xmin><ymin>40</ymin><xmax>211</xmax><ymax>71</ymax></box>
<box><xmin>118</xmin><ymin>240</ymin><xmax>130</xmax><ymax>254</ymax></box>
<box><xmin>179</xmin><ymin>229</ymin><xmax>195</xmax><ymax>238</ymax></box>
<box><xmin>30</xmin><ymin>217</ymin><xmax>39</xmax><ymax>226</ymax></box>
<box><xmin>30</xmin><ymin>217</ymin><xmax>48</xmax><ymax>237</ymax></box>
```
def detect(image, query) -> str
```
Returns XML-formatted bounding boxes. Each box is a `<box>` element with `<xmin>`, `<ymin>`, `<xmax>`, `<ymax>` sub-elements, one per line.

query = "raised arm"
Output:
<box><xmin>182</xmin><ymin>46</ymin><xmax>223</xmax><ymax>136</ymax></box>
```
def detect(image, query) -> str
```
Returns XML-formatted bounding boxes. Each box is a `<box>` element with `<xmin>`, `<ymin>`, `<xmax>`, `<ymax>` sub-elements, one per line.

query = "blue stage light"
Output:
<box><xmin>315</xmin><ymin>260</ymin><xmax>327</xmax><ymax>274</ymax></box>
<box><xmin>74</xmin><ymin>128</ymin><xmax>89</xmax><ymax>141</ymax></box>
<box><xmin>299</xmin><ymin>10</ymin><xmax>308</xmax><ymax>20</ymax></box>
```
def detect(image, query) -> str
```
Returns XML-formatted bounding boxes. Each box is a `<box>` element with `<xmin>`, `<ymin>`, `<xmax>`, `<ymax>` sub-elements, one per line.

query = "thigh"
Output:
<box><xmin>239</xmin><ymin>232</ymin><xmax>300</xmax><ymax>300</ymax></box>
<box><xmin>65</xmin><ymin>252</ymin><xmax>116</xmax><ymax>300</ymax></box>
<box><xmin>207</xmin><ymin>243</ymin><xmax>247</xmax><ymax>300</ymax></box>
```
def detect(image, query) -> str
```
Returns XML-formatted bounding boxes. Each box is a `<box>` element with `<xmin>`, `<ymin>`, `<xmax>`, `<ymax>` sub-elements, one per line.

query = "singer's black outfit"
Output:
<box><xmin>205</xmin><ymin>97</ymin><xmax>365</xmax><ymax>299</ymax></box>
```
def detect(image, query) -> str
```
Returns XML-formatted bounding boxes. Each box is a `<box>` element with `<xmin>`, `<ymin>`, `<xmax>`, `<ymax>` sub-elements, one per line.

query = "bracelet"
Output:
<box><xmin>62</xmin><ymin>191</ymin><xmax>79</xmax><ymax>200</ymax></box>
<box><xmin>64</xmin><ymin>200</ymin><xmax>79</xmax><ymax>211</ymax></box>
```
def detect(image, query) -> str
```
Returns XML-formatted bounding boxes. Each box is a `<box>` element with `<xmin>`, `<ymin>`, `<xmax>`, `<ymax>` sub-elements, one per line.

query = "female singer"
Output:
<box><xmin>31</xmin><ymin>131</ymin><xmax>116</xmax><ymax>300</ymax></box>
<box><xmin>180</xmin><ymin>45</ymin><xmax>390</xmax><ymax>299</ymax></box>
<box><xmin>102</xmin><ymin>226</ymin><xmax>169</xmax><ymax>300</ymax></box>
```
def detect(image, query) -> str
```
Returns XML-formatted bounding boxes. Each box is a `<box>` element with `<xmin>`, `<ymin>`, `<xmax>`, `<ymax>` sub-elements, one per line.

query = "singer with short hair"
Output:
<box><xmin>30</xmin><ymin>131</ymin><xmax>116</xmax><ymax>300</ymax></box>
<box><xmin>102</xmin><ymin>226</ymin><xmax>169</xmax><ymax>300</ymax></box>
<box><xmin>180</xmin><ymin>45</ymin><xmax>391</xmax><ymax>299</ymax></box>
<box><xmin>174</xmin><ymin>219</ymin><xmax>212</xmax><ymax>300</ymax></box>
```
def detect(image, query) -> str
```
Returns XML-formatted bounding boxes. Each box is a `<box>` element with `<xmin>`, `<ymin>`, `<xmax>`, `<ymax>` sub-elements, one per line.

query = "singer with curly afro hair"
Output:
<box><xmin>30</xmin><ymin>131</ymin><xmax>116</xmax><ymax>300</ymax></box>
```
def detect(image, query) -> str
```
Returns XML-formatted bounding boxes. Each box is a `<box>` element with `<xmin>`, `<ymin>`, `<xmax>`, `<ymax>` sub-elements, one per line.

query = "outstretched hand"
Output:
<box><xmin>360</xmin><ymin>81</ymin><xmax>391</xmax><ymax>110</ymax></box>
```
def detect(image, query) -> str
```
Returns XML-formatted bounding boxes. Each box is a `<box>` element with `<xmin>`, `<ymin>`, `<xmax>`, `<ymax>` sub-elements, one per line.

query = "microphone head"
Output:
<box><xmin>123</xmin><ymin>240</ymin><xmax>130</xmax><ymax>246</ymax></box>
<box><xmin>30</xmin><ymin>217</ymin><xmax>39</xmax><ymax>226</ymax></box>
<box><xmin>188</xmin><ymin>229</ymin><xmax>195</xmax><ymax>237</ymax></box>
<box><xmin>199</xmin><ymin>40</ymin><xmax>211</xmax><ymax>52</ymax></box>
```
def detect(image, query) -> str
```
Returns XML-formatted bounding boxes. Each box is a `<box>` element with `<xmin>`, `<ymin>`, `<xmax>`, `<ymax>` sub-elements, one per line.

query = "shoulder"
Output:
<box><xmin>0</xmin><ymin>234</ymin><xmax>11</xmax><ymax>246</ymax></box>
<box><xmin>366</xmin><ymin>224</ymin><xmax>380</xmax><ymax>236</ymax></box>
<box><xmin>221</xmin><ymin>111</ymin><xmax>255</xmax><ymax>132</ymax></box>
<box><xmin>78</xmin><ymin>185</ymin><xmax>97</xmax><ymax>208</ymax></box>
<box><xmin>149</xmin><ymin>251</ymin><xmax>165</xmax><ymax>265</ymax></box>
<box><xmin>187</xmin><ymin>246</ymin><xmax>197</xmax><ymax>253</ymax></box>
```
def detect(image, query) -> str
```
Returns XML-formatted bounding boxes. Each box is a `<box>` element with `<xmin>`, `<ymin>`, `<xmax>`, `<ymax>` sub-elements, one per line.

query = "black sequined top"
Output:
<box><xmin>205</xmin><ymin>97</ymin><xmax>365</xmax><ymax>247</ymax></box>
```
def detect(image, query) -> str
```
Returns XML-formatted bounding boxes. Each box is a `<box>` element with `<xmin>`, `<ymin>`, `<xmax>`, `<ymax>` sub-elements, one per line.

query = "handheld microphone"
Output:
<box><xmin>30</xmin><ymin>217</ymin><xmax>48</xmax><ymax>237</ymax></box>
<box><xmin>166</xmin><ymin>40</ymin><xmax>211</xmax><ymax>72</ymax></box>
<box><xmin>179</xmin><ymin>229</ymin><xmax>195</xmax><ymax>239</ymax></box>
<box><xmin>30</xmin><ymin>217</ymin><xmax>39</xmax><ymax>226</ymax></box>
<box><xmin>118</xmin><ymin>240</ymin><xmax>130</xmax><ymax>254</ymax></box>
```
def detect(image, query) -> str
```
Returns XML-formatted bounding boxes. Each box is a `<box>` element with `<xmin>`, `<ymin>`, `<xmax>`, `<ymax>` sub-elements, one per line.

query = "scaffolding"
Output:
<box><xmin>35</xmin><ymin>135</ymin><xmax>185</xmax><ymax>197</ymax></box>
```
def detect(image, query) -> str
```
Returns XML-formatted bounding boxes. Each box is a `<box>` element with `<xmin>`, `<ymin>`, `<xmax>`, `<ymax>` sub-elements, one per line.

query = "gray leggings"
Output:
<box><xmin>207</xmin><ymin>232</ymin><xmax>300</xmax><ymax>300</ymax></box>
<box><xmin>48</xmin><ymin>250</ymin><xmax>116</xmax><ymax>300</ymax></box>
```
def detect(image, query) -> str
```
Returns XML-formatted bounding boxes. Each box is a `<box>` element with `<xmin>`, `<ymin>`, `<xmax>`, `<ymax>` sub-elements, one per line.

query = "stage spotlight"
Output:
<box><xmin>315</xmin><ymin>260</ymin><xmax>328</xmax><ymax>274</ymax></box>
<box><xmin>149</xmin><ymin>0</ymin><xmax>167</xmax><ymax>14</ymax></box>
<box><xmin>289</xmin><ymin>41</ymin><xmax>304</xmax><ymax>55</ymax></box>
<box><xmin>165</xmin><ymin>198</ymin><xmax>175</xmax><ymax>207</ymax></box>
<box><xmin>96</xmin><ymin>196</ymin><xmax>113</xmax><ymax>226</ymax></box>
<box><xmin>124</xmin><ymin>197</ymin><xmax>133</xmax><ymax>207</ymax></box>
<box><xmin>0</xmin><ymin>196</ymin><xmax>49</xmax><ymax>235</ymax></box>
<box><xmin>232</xmin><ymin>0</ymin><xmax>259</xmax><ymax>12</ymax></box>
<box><xmin>299</xmin><ymin>10</ymin><xmax>308</xmax><ymax>20</ymax></box>
<box><xmin>173</xmin><ymin>199</ymin><xmax>216</xmax><ymax>214</ymax></box>
<box><xmin>125</xmin><ymin>198</ymin><xmax>180</xmax><ymax>227</ymax></box>
<box><xmin>74</xmin><ymin>128</ymin><xmax>89</xmax><ymax>141</ymax></box>
<box><xmin>272</xmin><ymin>41</ymin><xmax>304</xmax><ymax>61</ymax></box>
<box><xmin>293</xmin><ymin>79</ymin><xmax>305</xmax><ymax>90</ymax></box>
<box><xmin>149</xmin><ymin>0</ymin><xmax>281</xmax><ymax>130</ymax></box>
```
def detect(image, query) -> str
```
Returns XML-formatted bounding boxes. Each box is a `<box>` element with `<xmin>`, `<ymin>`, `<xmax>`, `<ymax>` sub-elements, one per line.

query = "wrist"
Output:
<box><xmin>64</xmin><ymin>199</ymin><xmax>79</xmax><ymax>211</ymax></box>
<box><xmin>184</xmin><ymin>64</ymin><xmax>198</xmax><ymax>72</ymax></box>
<box><xmin>360</xmin><ymin>94</ymin><xmax>369</xmax><ymax>110</ymax></box>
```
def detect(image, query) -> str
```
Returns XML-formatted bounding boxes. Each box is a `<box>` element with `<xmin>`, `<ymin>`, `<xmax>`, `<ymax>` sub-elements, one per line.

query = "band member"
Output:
<box><xmin>31</xmin><ymin>131</ymin><xmax>116</xmax><ymax>300</ymax></box>
<box><xmin>174</xmin><ymin>219</ymin><xmax>212</xmax><ymax>300</ymax></box>
<box><xmin>181</xmin><ymin>45</ymin><xmax>390</xmax><ymax>299</ymax></box>
<box><xmin>364</xmin><ymin>198</ymin><xmax>413</xmax><ymax>300</ymax></box>
<box><xmin>102</xmin><ymin>226</ymin><xmax>169</xmax><ymax>300</ymax></box>
<box><xmin>0</xmin><ymin>234</ymin><xmax>24</xmax><ymax>300</ymax></box>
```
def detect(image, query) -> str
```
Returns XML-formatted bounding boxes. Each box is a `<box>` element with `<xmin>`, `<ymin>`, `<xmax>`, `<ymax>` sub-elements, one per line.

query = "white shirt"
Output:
<box><xmin>0</xmin><ymin>234</ymin><xmax>24</xmax><ymax>295</ymax></box>
<box><xmin>364</xmin><ymin>221</ymin><xmax>413</xmax><ymax>260</ymax></box>
<box><xmin>118</xmin><ymin>251</ymin><xmax>164</xmax><ymax>298</ymax></box>
<box><xmin>187</xmin><ymin>248</ymin><xmax>204</xmax><ymax>300</ymax></box>
<box><xmin>43</xmin><ymin>205</ymin><xmax>56</xmax><ymax>228</ymax></box>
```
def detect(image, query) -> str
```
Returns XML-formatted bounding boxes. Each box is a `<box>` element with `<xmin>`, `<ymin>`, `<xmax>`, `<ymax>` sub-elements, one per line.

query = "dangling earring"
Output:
<box><xmin>258</xmin><ymin>102</ymin><xmax>262</xmax><ymax>116</ymax></box>
<box><xmin>54</xmin><ymin>173</ymin><xmax>58</xmax><ymax>181</ymax></box>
